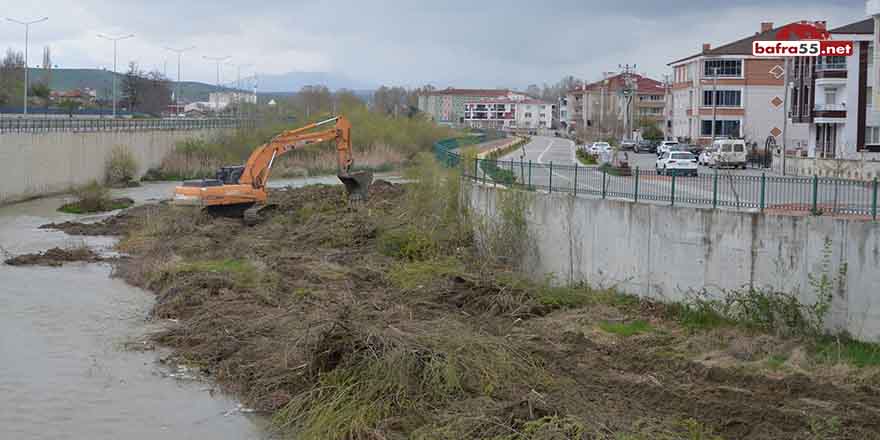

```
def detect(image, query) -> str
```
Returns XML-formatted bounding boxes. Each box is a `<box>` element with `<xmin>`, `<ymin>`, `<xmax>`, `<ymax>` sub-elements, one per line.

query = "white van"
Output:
<box><xmin>711</xmin><ymin>139</ymin><xmax>747</xmax><ymax>169</ymax></box>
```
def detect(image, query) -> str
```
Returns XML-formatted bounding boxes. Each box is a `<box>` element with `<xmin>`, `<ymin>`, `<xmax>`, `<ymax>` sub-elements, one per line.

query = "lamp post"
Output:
<box><xmin>203</xmin><ymin>55</ymin><xmax>230</xmax><ymax>113</ymax></box>
<box><xmin>97</xmin><ymin>33</ymin><xmax>135</xmax><ymax>118</ymax></box>
<box><xmin>6</xmin><ymin>16</ymin><xmax>48</xmax><ymax>116</ymax></box>
<box><xmin>164</xmin><ymin>46</ymin><xmax>195</xmax><ymax>115</ymax></box>
<box><xmin>229</xmin><ymin>63</ymin><xmax>252</xmax><ymax>119</ymax></box>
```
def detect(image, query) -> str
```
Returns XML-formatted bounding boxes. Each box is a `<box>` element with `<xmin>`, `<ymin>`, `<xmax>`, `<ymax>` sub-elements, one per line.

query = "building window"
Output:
<box><xmin>818</xmin><ymin>56</ymin><xmax>846</xmax><ymax>70</ymax></box>
<box><xmin>702</xmin><ymin>90</ymin><xmax>741</xmax><ymax>107</ymax></box>
<box><xmin>704</xmin><ymin>59</ymin><xmax>742</xmax><ymax>77</ymax></box>
<box><xmin>867</xmin><ymin>126</ymin><xmax>880</xmax><ymax>145</ymax></box>
<box><xmin>701</xmin><ymin>120</ymin><xmax>740</xmax><ymax>137</ymax></box>
<box><xmin>825</xmin><ymin>88</ymin><xmax>837</xmax><ymax>105</ymax></box>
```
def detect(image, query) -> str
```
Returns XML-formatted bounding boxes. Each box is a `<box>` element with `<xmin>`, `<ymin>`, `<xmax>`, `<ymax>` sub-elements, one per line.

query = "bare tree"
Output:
<box><xmin>0</xmin><ymin>49</ymin><xmax>25</xmax><ymax>107</ymax></box>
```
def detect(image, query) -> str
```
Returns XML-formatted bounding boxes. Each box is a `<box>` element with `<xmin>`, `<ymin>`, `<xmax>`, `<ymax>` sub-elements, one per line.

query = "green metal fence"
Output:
<box><xmin>434</xmin><ymin>139</ymin><xmax>879</xmax><ymax>220</ymax></box>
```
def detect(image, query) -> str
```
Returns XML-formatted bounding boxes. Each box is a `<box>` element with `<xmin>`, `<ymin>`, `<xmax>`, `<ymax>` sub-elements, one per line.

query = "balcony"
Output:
<box><xmin>814</xmin><ymin>103</ymin><xmax>846</xmax><ymax>111</ymax></box>
<box><xmin>816</xmin><ymin>62</ymin><xmax>846</xmax><ymax>71</ymax></box>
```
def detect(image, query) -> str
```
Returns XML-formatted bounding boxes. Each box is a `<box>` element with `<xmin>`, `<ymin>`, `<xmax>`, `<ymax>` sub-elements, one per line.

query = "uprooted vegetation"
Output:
<box><xmin>51</xmin><ymin>153</ymin><xmax>880</xmax><ymax>439</ymax></box>
<box><xmin>57</xmin><ymin>181</ymin><xmax>134</xmax><ymax>214</ymax></box>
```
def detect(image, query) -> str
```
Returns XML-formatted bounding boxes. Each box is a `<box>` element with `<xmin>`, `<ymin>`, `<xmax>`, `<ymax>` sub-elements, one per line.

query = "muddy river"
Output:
<box><xmin>0</xmin><ymin>176</ymin><xmax>350</xmax><ymax>440</ymax></box>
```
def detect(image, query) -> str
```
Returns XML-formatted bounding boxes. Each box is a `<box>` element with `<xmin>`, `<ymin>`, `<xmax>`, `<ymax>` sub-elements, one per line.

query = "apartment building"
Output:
<box><xmin>462</xmin><ymin>97</ymin><xmax>554</xmax><ymax>130</ymax></box>
<box><xmin>417</xmin><ymin>88</ymin><xmax>527</xmax><ymax>125</ymax></box>
<box><xmin>668</xmin><ymin>22</ymin><xmax>811</xmax><ymax>146</ymax></box>
<box><xmin>566</xmin><ymin>73</ymin><xmax>665</xmax><ymax>139</ymax></box>
<box><xmin>789</xmin><ymin>18</ymin><xmax>880</xmax><ymax>161</ymax></box>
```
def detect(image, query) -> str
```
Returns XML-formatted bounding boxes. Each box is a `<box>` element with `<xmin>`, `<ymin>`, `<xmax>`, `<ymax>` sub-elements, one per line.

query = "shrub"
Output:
<box><xmin>105</xmin><ymin>145</ymin><xmax>138</xmax><ymax>186</ymax></box>
<box><xmin>59</xmin><ymin>180</ymin><xmax>133</xmax><ymax>214</ymax></box>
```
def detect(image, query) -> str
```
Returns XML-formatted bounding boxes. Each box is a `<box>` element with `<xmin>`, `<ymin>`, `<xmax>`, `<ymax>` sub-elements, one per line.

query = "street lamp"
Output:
<box><xmin>228</xmin><ymin>62</ymin><xmax>252</xmax><ymax>119</ymax></box>
<box><xmin>203</xmin><ymin>55</ymin><xmax>230</xmax><ymax>113</ymax></box>
<box><xmin>164</xmin><ymin>45</ymin><xmax>195</xmax><ymax>115</ymax></box>
<box><xmin>6</xmin><ymin>16</ymin><xmax>48</xmax><ymax>116</ymax></box>
<box><xmin>97</xmin><ymin>33</ymin><xmax>135</xmax><ymax>118</ymax></box>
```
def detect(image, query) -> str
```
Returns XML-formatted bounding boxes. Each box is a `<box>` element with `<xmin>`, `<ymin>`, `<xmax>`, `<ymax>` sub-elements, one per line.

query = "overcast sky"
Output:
<box><xmin>0</xmin><ymin>0</ymin><xmax>869</xmax><ymax>90</ymax></box>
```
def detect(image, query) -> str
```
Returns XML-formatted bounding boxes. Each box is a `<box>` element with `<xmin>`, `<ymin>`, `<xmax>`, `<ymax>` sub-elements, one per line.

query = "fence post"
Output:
<box><xmin>811</xmin><ymin>175</ymin><xmax>819</xmax><ymax>215</ymax></box>
<box><xmin>549</xmin><ymin>162</ymin><xmax>553</xmax><ymax>193</ymax></box>
<box><xmin>872</xmin><ymin>177</ymin><xmax>878</xmax><ymax>221</ymax></box>
<box><xmin>528</xmin><ymin>160</ymin><xmax>532</xmax><ymax>189</ymax></box>
<box><xmin>633</xmin><ymin>167</ymin><xmax>640</xmax><ymax>203</ymax></box>
<box><xmin>760</xmin><ymin>173</ymin><xmax>766</xmax><ymax>213</ymax></box>
<box><xmin>473</xmin><ymin>157</ymin><xmax>478</xmax><ymax>182</ymax></box>
<box><xmin>574</xmin><ymin>163</ymin><xmax>578</xmax><ymax>195</ymax></box>
<box><xmin>712</xmin><ymin>170</ymin><xmax>719</xmax><ymax>209</ymax></box>
<box><xmin>671</xmin><ymin>173</ymin><xmax>676</xmax><ymax>206</ymax></box>
<box><xmin>601</xmin><ymin>168</ymin><xmax>607</xmax><ymax>199</ymax></box>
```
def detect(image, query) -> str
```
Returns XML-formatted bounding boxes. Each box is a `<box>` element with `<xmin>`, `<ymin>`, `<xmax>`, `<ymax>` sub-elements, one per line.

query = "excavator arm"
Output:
<box><xmin>172</xmin><ymin>114</ymin><xmax>372</xmax><ymax>215</ymax></box>
<box><xmin>239</xmin><ymin>116</ymin><xmax>353</xmax><ymax>189</ymax></box>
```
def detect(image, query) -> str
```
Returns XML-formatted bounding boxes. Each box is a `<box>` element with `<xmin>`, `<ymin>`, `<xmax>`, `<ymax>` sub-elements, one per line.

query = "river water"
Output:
<box><xmin>0</xmin><ymin>176</ymin><xmax>352</xmax><ymax>440</ymax></box>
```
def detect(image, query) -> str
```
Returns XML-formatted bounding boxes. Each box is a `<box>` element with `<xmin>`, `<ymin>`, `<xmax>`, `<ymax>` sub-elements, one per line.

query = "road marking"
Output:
<box><xmin>537</xmin><ymin>138</ymin><xmax>555</xmax><ymax>164</ymax></box>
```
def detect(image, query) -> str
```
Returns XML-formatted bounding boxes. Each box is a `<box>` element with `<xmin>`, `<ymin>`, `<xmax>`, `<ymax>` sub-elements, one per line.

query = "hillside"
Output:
<box><xmin>27</xmin><ymin>68</ymin><xmax>234</xmax><ymax>102</ymax></box>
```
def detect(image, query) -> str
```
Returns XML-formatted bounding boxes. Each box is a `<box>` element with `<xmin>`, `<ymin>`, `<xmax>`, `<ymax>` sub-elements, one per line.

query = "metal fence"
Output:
<box><xmin>0</xmin><ymin>118</ymin><xmax>254</xmax><ymax>134</ymax></box>
<box><xmin>435</xmin><ymin>139</ymin><xmax>879</xmax><ymax>220</ymax></box>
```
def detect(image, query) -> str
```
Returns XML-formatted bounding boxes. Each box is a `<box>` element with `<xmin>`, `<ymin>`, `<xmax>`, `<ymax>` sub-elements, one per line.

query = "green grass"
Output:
<box><xmin>667</xmin><ymin>302</ymin><xmax>730</xmax><ymax>331</ymax></box>
<box><xmin>175</xmin><ymin>259</ymin><xmax>261</xmax><ymax>289</ymax></box>
<box><xmin>535</xmin><ymin>284</ymin><xmax>593</xmax><ymax>309</ymax></box>
<box><xmin>766</xmin><ymin>354</ymin><xmax>789</xmax><ymax>370</ymax></box>
<box><xmin>576</xmin><ymin>149</ymin><xmax>598</xmax><ymax>165</ymax></box>
<box><xmin>388</xmin><ymin>257</ymin><xmax>465</xmax><ymax>290</ymax></box>
<box><xmin>812</xmin><ymin>336</ymin><xmax>880</xmax><ymax>368</ymax></box>
<box><xmin>599</xmin><ymin>320</ymin><xmax>653</xmax><ymax>337</ymax></box>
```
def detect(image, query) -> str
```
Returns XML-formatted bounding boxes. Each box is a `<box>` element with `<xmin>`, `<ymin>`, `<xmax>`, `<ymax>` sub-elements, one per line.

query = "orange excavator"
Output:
<box><xmin>172</xmin><ymin>115</ymin><xmax>372</xmax><ymax>224</ymax></box>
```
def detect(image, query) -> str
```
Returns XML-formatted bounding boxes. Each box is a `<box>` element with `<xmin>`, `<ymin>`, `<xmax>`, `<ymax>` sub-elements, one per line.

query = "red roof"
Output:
<box><xmin>577</xmin><ymin>73</ymin><xmax>664</xmax><ymax>94</ymax></box>
<box><xmin>427</xmin><ymin>88</ymin><xmax>513</xmax><ymax>97</ymax></box>
<box><xmin>464</xmin><ymin>96</ymin><xmax>551</xmax><ymax>105</ymax></box>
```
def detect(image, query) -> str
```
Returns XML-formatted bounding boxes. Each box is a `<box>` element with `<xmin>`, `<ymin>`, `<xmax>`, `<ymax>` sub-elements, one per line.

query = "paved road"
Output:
<box><xmin>484</xmin><ymin>137</ymin><xmax>875</xmax><ymax>216</ymax></box>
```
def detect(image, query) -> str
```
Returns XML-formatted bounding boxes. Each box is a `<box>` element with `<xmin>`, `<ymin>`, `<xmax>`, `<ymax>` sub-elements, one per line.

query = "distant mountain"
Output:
<box><xmin>26</xmin><ymin>68</ymin><xmax>233</xmax><ymax>102</ymax></box>
<box><xmin>25</xmin><ymin>68</ymin><xmax>376</xmax><ymax>102</ymax></box>
<box><xmin>256</xmin><ymin>71</ymin><xmax>374</xmax><ymax>92</ymax></box>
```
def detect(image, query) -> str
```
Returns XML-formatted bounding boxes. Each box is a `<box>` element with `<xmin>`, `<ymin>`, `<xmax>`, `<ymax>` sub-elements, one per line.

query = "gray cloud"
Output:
<box><xmin>0</xmin><ymin>0</ymin><xmax>868</xmax><ymax>89</ymax></box>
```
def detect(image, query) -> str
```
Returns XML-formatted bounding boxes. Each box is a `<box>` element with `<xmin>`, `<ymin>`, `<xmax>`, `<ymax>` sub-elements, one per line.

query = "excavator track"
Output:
<box><xmin>243</xmin><ymin>203</ymin><xmax>277</xmax><ymax>226</ymax></box>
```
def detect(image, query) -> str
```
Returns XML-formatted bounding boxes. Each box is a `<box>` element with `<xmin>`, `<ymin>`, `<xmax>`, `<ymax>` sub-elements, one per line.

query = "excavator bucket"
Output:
<box><xmin>338</xmin><ymin>171</ymin><xmax>373</xmax><ymax>201</ymax></box>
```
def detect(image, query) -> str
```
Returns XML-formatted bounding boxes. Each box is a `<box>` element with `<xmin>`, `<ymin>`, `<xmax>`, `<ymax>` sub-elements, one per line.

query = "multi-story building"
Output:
<box><xmin>417</xmin><ymin>88</ymin><xmax>527</xmax><ymax>126</ymax></box>
<box><xmin>789</xmin><ymin>17</ymin><xmax>880</xmax><ymax>161</ymax></box>
<box><xmin>668</xmin><ymin>21</ymin><xmax>811</xmax><ymax>146</ymax></box>
<box><xmin>566</xmin><ymin>72</ymin><xmax>665</xmax><ymax>139</ymax></box>
<box><xmin>462</xmin><ymin>96</ymin><xmax>554</xmax><ymax>130</ymax></box>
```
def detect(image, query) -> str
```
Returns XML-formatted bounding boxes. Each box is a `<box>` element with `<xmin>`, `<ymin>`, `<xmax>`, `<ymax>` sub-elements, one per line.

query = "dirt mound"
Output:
<box><xmin>42</xmin><ymin>204</ymin><xmax>160</xmax><ymax>236</ymax></box>
<box><xmin>4</xmin><ymin>247</ymin><xmax>105</xmax><ymax>267</ymax></box>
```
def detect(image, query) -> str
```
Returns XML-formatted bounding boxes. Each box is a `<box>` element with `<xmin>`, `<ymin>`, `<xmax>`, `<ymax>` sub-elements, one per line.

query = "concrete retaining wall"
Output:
<box><xmin>0</xmin><ymin>129</ymin><xmax>233</xmax><ymax>204</ymax></box>
<box><xmin>774</xmin><ymin>152</ymin><xmax>880</xmax><ymax>180</ymax></box>
<box><xmin>468</xmin><ymin>182</ymin><xmax>880</xmax><ymax>342</ymax></box>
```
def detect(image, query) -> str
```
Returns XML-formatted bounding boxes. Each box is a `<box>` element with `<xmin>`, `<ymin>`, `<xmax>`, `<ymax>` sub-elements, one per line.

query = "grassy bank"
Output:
<box><xmin>144</xmin><ymin>106</ymin><xmax>457</xmax><ymax>181</ymax></box>
<box><xmin>50</xmin><ymin>154</ymin><xmax>880</xmax><ymax>439</ymax></box>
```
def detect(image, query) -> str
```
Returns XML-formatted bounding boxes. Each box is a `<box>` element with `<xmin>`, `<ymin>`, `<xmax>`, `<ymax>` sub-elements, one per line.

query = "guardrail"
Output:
<box><xmin>435</xmin><ymin>140</ymin><xmax>879</xmax><ymax>220</ymax></box>
<box><xmin>0</xmin><ymin>118</ymin><xmax>254</xmax><ymax>134</ymax></box>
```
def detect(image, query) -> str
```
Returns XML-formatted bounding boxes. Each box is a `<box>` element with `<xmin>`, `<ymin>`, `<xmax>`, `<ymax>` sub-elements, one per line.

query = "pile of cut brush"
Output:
<box><xmin>40</xmin><ymin>170</ymin><xmax>880</xmax><ymax>440</ymax></box>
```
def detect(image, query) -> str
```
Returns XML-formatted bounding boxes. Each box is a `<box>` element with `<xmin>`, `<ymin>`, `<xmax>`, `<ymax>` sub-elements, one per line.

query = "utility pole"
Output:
<box><xmin>203</xmin><ymin>55</ymin><xmax>230</xmax><ymax>113</ymax></box>
<box><xmin>619</xmin><ymin>63</ymin><xmax>636</xmax><ymax>141</ymax></box>
<box><xmin>781</xmin><ymin>58</ymin><xmax>790</xmax><ymax>175</ymax></box>
<box><xmin>164</xmin><ymin>46</ymin><xmax>195</xmax><ymax>115</ymax></box>
<box><xmin>663</xmin><ymin>73</ymin><xmax>672</xmax><ymax>141</ymax></box>
<box><xmin>97</xmin><ymin>33</ymin><xmax>134</xmax><ymax>118</ymax></box>
<box><xmin>6</xmin><ymin>16</ymin><xmax>48</xmax><ymax>116</ymax></box>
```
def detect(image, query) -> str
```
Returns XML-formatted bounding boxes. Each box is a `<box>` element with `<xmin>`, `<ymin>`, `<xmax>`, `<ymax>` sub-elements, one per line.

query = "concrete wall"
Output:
<box><xmin>468</xmin><ymin>182</ymin><xmax>880</xmax><ymax>342</ymax></box>
<box><xmin>775</xmin><ymin>152</ymin><xmax>880</xmax><ymax>180</ymax></box>
<box><xmin>0</xmin><ymin>128</ymin><xmax>233</xmax><ymax>204</ymax></box>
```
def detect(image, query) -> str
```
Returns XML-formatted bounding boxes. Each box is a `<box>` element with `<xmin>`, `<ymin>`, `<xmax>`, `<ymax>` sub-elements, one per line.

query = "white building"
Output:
<box><xmin>208</xmin><ymin>92</ymin><xmax>257</xmax><ymax>111</ymax></box>
<box><xmin>462</xmin><ymin>96</ymin><xmax>555</xmax><ymax>130</ymax></box>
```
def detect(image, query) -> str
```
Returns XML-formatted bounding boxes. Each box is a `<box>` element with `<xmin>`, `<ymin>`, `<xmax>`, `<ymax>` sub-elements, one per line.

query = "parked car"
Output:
<box><xmin>656</xmin><ymin>151</ymin><xmax>698</xmax><ymax>176</ymax></box>
<box><xmin>588</xmin><ymin>141</ymin><xmax>612</xmax><ymax>155</ymax></box>
<box><xmin>685</xmin><ymin>144</ymin><xmax>704</xmax><ymax>156</ymax></box>
<box><xmin>711</xmin><ymin>139</ymin><xmax>747</xmax><ymax>169</ymax></box>
<box><xmin>634</xmin><ymin>139</ymin><xmax>656</xmax><ymax>154</ymax></box>
<box><xmin>699</xmin><ymin>147</ymin><xmax>717</xmax><ymax>166</ymax></box>
<box><xmin>657</xmin><ymin>140</ymin><xmax>680</xmax><ymax>156</ymax></box>
<box><xmin>620</xmin><ymin>140</ymin><xmax>636</xmax><ymax>151</ymax></box>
